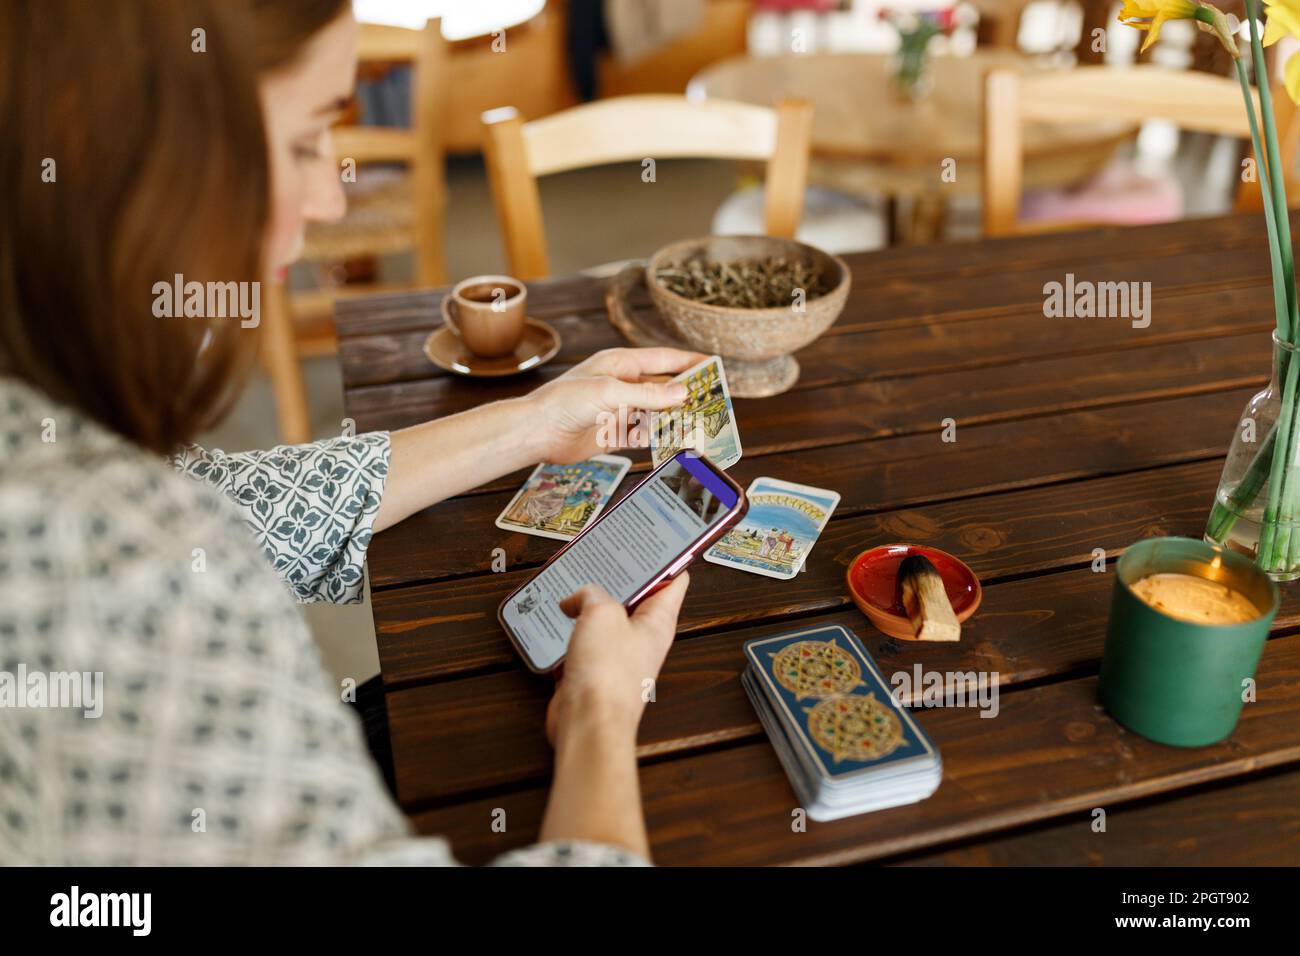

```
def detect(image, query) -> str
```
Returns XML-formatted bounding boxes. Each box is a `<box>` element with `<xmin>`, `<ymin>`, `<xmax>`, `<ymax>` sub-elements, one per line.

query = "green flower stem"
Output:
<box><xmin>1236</xmin><ymin>58</ymin><xmax>1291</xmax><ymax>343</ymax></box>
<box><xmin>1247</xmin><ymin>0</ymin><xmax>1299</xmax><ymax>339</ymax></box>
<box><xmin>1258</xmin><ymin>390</ymin><xmax>1292</xmax><ymax>565</ymax></box>
<box><xmin>1272</xmin><ymin>359</ymin><xmax>1300</xmax><ymax>567</ymax></box>
<box><xmin>1215</xmin><ymin>53</ymin><xmax>1295</xmax><ymax>559</ymax></box>
<box><xmin>1285</xmin><ymin>405</ymin><xmax>1300</xmax><ymax>571</ymax></box>
<box><xmin>1206</xmin><ymin>425</ymin><xmax>1277</xmax><ymax>542</ymax></box>
<box><xmin>1242</xmin><ymin>1</ymin><xmax>1300</xmax><ymax>574</ymax></box>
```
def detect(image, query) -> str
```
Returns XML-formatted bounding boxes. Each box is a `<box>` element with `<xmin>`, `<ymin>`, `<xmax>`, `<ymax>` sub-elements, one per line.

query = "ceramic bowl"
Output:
<box><xmin>846</xmin><ymin>543</ymin><xmax>982</xmax><ymax>640</ymax></box>
<box><xmin>608</xmin><ymin>235</ymin><xmax>850</xmax><ymax>398</ymax></box>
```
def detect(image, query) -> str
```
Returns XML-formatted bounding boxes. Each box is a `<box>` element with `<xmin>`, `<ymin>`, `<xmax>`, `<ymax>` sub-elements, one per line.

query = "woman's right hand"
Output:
<box><xmin>546</xmin><ymin>573</ymin><xmax>690</xmax><ymax>747</ymax></box>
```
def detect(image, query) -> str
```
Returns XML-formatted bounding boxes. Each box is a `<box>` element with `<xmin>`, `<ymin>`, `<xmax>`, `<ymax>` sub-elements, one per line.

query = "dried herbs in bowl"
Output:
<box><xmin>654</xmin><ymin>256</ymin><xmax>835</xmax><ymax>309</ymax></box>
<box><xmin>622</xmin><ymin>234</ymin><xmax>850</xmax><ymax>396</ymax></box>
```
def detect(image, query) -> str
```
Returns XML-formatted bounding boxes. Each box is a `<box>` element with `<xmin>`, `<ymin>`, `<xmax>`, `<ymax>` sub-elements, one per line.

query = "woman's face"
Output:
<box><xmin>259</xmin><ymin>10</ymin><xmax>359</xmax><ymax>274</ymax></box>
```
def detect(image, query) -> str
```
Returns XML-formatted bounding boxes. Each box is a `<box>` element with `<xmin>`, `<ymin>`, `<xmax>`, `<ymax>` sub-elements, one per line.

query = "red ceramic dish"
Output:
<box><xmin>846</xmin><ymin>544</ymin><xmax>982</xmax><ymax>640</ymax></box>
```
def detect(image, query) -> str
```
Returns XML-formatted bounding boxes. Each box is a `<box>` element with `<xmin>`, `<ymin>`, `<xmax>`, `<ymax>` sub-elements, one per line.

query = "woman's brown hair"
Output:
<box><xmin>0</xmin><ymin>0</ymin><xmax>271</xmax><ymax>452</ymax></box>
<box><xmin>0</xmin><ymin>0</ymin><xmax>348</xmax><ymax>453</ymax></box>
<box><xmin>245</xmin><ymin>0</ymin><xmax>351</xmax><ymax>72</ymax></box>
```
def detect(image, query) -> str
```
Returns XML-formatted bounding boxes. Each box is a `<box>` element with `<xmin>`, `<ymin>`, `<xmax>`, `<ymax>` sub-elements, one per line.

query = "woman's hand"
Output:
<box><xmin>375</xmin><ymin>347</ymin><xmax>705</xmax><ymax>534</ymax></box>
<box><xmin>546</xmin><ymin>573</ymin><xmax>690</xmax><ymax>747</ymax></box>
<box><xmin>525</xmin><ymin>347</ymin><xmax>707</xmax><ymax>464</ymax></box>
<box><xmin>535</xmin><ymin>575</ymin><xmax>690</xmax><ymax>857</ymax></box>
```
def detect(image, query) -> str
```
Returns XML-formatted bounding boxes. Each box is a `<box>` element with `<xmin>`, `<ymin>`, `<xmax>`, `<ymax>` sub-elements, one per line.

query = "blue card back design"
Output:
<box><xmin>743</xmin><ymin>623</ymin><xmax>938</xmax><ymax>781</ymax></box>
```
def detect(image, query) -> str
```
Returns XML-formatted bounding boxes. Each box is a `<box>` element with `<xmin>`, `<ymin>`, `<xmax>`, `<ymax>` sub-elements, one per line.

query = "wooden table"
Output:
<box><xmin>337</xmin><ymin>214</ymin><xmax>1300</xmax><ymax>866</ymax></box>
<box><xmin>688</xmin><ymin>51</ymin><xmax>1135</xmax><ymax>200</ymax></box>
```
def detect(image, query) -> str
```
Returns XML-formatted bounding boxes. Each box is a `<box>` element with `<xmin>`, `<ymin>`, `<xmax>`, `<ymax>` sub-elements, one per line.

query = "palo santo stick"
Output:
<box><xmin>898</xmin><ymin>554</ymin><xmax>961</xmax><ymax>642</ymax></box>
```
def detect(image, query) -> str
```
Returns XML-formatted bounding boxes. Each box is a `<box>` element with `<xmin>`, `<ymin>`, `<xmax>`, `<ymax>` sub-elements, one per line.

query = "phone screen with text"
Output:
<box><xmin>501</xmin><ymin>451</ymin><xmax>738</xmax><ymax>671</ymax></box>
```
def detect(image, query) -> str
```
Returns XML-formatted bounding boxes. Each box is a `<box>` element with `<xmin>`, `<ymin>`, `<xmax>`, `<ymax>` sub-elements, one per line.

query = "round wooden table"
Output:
<box><xmin>689</xmin><ymin>51</ymin><xmax>1136</xmax><ymax>238</ymax></box>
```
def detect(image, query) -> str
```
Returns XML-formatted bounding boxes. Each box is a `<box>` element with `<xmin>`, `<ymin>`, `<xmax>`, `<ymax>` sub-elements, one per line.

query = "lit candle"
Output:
<box><xmin>1130</xmin><ymin>572</ymin><xmax>1261</xmax><ymax>625</ymax></box>
<box><xmin>1101</xmin><ymin>537</ymin><xmax>1278</xmax><ymax>748</ymax></box>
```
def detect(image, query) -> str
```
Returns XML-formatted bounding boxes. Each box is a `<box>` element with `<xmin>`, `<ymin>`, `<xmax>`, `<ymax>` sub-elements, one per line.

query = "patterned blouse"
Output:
<box><xmin>0</xmin><ymin>377</ymin><xmax>645</xmax><ymax>866</ymax></box>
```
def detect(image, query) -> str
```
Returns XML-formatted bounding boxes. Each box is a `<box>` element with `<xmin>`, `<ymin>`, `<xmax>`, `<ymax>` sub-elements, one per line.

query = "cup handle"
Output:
<box><xmin>440</xmin><ymin>294</ymin><xmax>461</xmax><ymax>337</ymax></box>
<box><xmin>604</xmin><ymin>262</ymin><xmax>681</xmax><ymax>348</ymax></box>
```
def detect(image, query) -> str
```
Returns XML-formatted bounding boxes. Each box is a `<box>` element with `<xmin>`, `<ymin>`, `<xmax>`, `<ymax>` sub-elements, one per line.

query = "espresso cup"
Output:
<box><xmin>440</xmin><ymin>275</ymin><xmax>527</xmax><ymax>359</ymax></box>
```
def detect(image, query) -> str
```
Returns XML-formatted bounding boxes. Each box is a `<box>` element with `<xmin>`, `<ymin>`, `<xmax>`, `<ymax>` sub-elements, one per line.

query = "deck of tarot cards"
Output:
<box><xmin>741</xmin><ymin>623</ymin><xmax>942</xmax><ymax>821</ymax></box>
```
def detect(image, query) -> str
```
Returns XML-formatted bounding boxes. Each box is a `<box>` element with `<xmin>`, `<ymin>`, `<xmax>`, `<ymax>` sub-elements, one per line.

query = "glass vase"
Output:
<box><xmin>1205</xmin><ymin>332</ymin><xmax>1300</xmax><ymax>581</ymax></box>
<box><xmin>891</xmin><ymin>41</ymin><xmax>932</xmax><ymax>102</ymax></box>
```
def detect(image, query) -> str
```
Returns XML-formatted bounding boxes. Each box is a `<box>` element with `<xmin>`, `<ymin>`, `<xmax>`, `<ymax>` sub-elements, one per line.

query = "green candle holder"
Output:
<box><xmin>1099</xmin><ymin>537</ymin><xmax>1278</xmax><ymax>747</ymax></box>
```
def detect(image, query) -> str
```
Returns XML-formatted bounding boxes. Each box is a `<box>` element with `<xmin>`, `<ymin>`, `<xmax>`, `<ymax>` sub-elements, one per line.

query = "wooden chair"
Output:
<box><xmin>261</xmin><ymin>19</ymin><xmax>448</xmax><ymax>444</ymax></box>
<box><xmin>480</xmin><ymin>94</ymin><xmax>814</xmax><ymax>280</ymax></box>
<box><xmin>982</xmin><ymin>64</ymin><xmax>1299</xmax><ymax>238</ymax></box>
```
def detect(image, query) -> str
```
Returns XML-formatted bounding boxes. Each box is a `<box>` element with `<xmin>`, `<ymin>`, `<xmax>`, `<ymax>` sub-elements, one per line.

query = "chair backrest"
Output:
<box><xmin>481</xmin><ymin>94</ymin><xmax>814</xmax><ymax>279</ymax></box>
<box><xmin>983</xmin><ymin>65</ymin><xmax>1278</xmax><ymax>237</ymax></box>
<box><xmin>334</xmin><ymin>21</ymin><xmax>442</xmax><ymax>161</ymax></box>
<box><xmin>330</xmin><ymin>18</ymin><xmax>448</xmax><ymax>284</ymax></box>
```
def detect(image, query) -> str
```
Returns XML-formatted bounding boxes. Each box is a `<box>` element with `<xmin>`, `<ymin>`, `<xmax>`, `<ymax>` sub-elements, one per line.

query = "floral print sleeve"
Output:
<box><xmin>171</xmin><ymin>433</ymin><xmax>390</xmax><ymax>604</ymax></box>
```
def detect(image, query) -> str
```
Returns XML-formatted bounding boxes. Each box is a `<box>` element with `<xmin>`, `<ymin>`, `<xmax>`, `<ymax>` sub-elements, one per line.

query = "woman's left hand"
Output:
<box><xmin>525</xmin><ymin>347</ymin><xmax>707</xmax><ymax>463</ymax></box>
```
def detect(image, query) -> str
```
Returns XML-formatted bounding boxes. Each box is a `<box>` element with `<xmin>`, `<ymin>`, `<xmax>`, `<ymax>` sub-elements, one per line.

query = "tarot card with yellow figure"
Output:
<box><xmin>649</xmin><ymin>355</ymin><xmax>742</xmax><ymax>470</ymax></box>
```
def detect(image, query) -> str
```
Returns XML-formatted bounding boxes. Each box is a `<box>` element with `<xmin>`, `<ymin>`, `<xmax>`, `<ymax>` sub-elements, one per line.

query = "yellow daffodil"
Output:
<box><xmin>1119</xmin><ymin>0</ymin><xmax>1240</xmax><ymax>57</ymax></box>
<box><xmin>1263</xmin><ymin>0</ymin><xmax>1300</xmax><ymax>102</ymax></box>
<box><xmin>1118</xmin><ymin>0</ymin><xmax>1194</xmax><ymax>51</ymax></box>
<box><xmin>1264</xmin><ymin>0</ymin><xmax>1300</xmax><ymax>44</ymax></box>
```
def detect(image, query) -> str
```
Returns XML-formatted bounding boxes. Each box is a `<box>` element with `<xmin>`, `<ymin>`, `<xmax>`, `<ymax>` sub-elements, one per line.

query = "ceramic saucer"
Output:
<box><xmin>423</xmin><ymin>318</ymin><xmax>560</xmax><ymax>377</ymax></box>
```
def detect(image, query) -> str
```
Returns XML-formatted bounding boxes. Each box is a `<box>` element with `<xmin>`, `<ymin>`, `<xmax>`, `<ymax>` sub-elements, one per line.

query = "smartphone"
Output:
<box><xmin>498</xmin><ymin>449</ymin><xmax>748</xmax><ymax>674</ymax></box>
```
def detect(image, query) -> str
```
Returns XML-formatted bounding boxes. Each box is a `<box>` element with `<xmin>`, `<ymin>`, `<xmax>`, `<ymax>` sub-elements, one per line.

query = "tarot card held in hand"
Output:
<box><xmin>494</xmin><ymin>455</ymin><xmax>631</xmax><ymax>541</ymax></box>
<box><xmin>704</xmin><ymin>477</ymin><xmax>839</xmax><ymax>579</ymax></box>
<box><xmin>649</xmin><ymin>355</ymin><xmax>742</xmax><ymax>470</ymax></box>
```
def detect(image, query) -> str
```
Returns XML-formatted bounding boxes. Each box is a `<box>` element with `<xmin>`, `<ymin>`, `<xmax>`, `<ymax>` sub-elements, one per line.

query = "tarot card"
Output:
<box><xmin>741</xmin><ymin>668</ymin><xmax>820</xmax><ymax>809</ymax></box>
<box><xmin>743</xmin><ymin>624</ymin><xmax>939</xmax><ymax>786</ymax></box>
<box><xmin>649</xmin><ymin>355</ymin><xmax>742</xmax><ymax>470</ymax></box>
<box><xmin>494</xmin><ymin>455</ymin><xmax>631</xmax><ymax>541</ymax></box>
<box><xmin>703</xmin><ymin>477</ymin><xmax>839</xmax><ymax>579</ymax></box>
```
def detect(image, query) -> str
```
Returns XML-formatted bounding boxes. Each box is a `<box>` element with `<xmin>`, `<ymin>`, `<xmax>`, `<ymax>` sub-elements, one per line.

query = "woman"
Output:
<box><xmin>0</xmin><ymin>0</ymin><xmax>701</xmax><ymax>865</ymax></box>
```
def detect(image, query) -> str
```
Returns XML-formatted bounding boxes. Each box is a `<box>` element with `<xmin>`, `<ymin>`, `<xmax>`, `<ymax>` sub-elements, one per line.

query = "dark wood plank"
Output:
<box><xmin>374</xmin><ymin>449</ymin><xmax>1242</xmax><ymax>689</ymax></box>
<box><xmin>333</xmin><ymin>212</ymin><xmax>1277</xmax><ymax>342</ymax></box>
<box><xmin>369</xmin><ymin>398</ymin><xmax>1248</xmax><ymax>697</ymax></box>
<box><xmin>341</xmin><ymin>280</ymin><xmax>1274</xmax><ymax>392</ymax></box>
<box><xmin>369</xmin><ymin>383</ymin><xmax>1249</xmax><ymax>592</ymax></box>
<box><xmin>892</xmin><ymin>768</ymin><xmax>1300</xmax><ymax>865</ymax></box>
<box><xmin>339</xmin><ymin>217</ymin><xmax>1276</xmax><ymax>396</ymax></box>
<box><xmin>408</xmin><ymin>633</ymin><xmax>1300</xmax><ymax>866</ymax></box>
<box><xmin>384</xmin><ymin>457</ymin><xmax>1300</xmax><ymax>804</ymax></box>
<box><xmin>811</xmin><ymin>210</ymin><xmax>1271</xmax><ymax>284</ymax></box>
<box><xmin>345</xmin><ymin>326</ymin><xmax>1268</xmax><ymax>435</ymax></box>
<box><xmin>386</xmin><ymin>552</ymin><xmax>1300</xmax><ymax>806</ymax></box>
<box><xmin>341</xmin><ymin>261</ymin><xmax>1271</xmax><ymax>427</ymax></box>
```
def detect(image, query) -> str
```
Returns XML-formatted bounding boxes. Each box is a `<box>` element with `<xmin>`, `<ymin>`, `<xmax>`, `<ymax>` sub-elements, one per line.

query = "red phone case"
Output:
<box><xmin>497</xmin><ymin>451</ymin><xmax>748</xmax><ymax>673</ymax></box>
